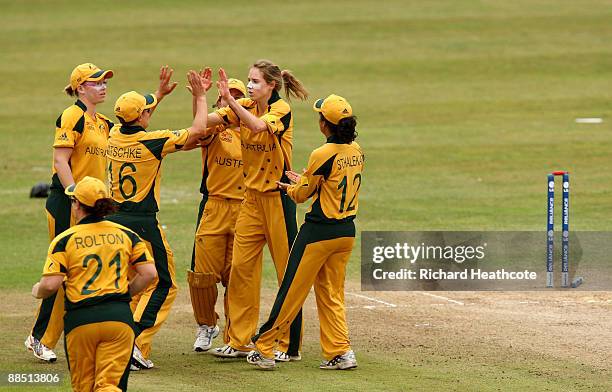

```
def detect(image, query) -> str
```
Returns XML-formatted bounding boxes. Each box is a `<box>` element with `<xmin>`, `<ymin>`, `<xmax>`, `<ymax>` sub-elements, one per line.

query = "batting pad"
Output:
<box><xmin>187</xmin><ymin>270</ymin><xmax>219</xmax><ymax>326</ymax></box>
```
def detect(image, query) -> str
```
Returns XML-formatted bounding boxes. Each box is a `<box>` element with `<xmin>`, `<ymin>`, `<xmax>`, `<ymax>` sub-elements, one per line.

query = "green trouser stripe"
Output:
<box><xmin>47</xmin><ymin>188</ymin><xmax>71</xmax><ymax>238</ymax></box>
<box><xmin>253</xmin><ymin>221</ymin><xmax>356</xmax><ymax>351</ymax></box>
<box><xmin>106</xmin><ymin>213</ymin><xmax>172</xmax><ymax>335</ymax></box>
<box><xmin>33</xmin><ymin>188</ymin><xmax>71</xmax><ymax>340</ymax></box>
<box><xmin>190</xmin><ymin>196</ymin><xmax>208</xmax><ymax>271</ymax></box>
<box><xmin>252</xmin><ymin>222</ymin><xmax>309</xmax><ymax>348</ymax></box>
<box><xmin>136</xmin><ymin>220</ymin><xmax>171</xmax><ymax>333</ymax></box>
<box><xmin>288</xmin><ymin>309</ymin><xmax>302</xmax><ymax>356</ymax></box>
<box><xmin>280</xmin><ymin>192</ymin><xmax>301</xmax><ymax>355</ymax></box>
<box><xmin>280</xmin><ymin>192</ymin><xmax>298</xmax><ymax>250</ymax></box>
<box><xmin>117</xmin><ymin>339</ymin><xmax>134</xmax><ymax>391</ymax></box>
<box><xmin>63</xmin><ymin>333</ymin><xmax>70</xmax><ymax>371</ymax></box>
<box><xmin>32</xmin><ymin>292</ymin><xmax>58</xmax><ymax>340</ymax></box>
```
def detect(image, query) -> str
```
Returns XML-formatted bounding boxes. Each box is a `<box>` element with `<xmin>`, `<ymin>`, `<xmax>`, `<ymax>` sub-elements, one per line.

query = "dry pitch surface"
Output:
<box><xmin>7</xmin><ymin>286</ymin><xmax>611</xmax><ymax>391</ymax></box>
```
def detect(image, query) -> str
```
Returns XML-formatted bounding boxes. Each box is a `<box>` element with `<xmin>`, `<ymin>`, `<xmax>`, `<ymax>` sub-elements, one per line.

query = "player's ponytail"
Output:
<box><xmin>64</xmin><ymin>85</ymin><xmax>76</xmax><ymax>97</ymax></box>
<box><xmin>281</xmin><ymin>70</ymin><xmax>308</xmax><ymax>102</ymax></box>
<box><xmin>82</xmin><ymin>198</ymin><xmax>118</xmax><ymax>219</ymax></box>
<box><xmin>252</xmin><ymin>59</ymin><xmax>309</xmax><ymax>102</ymax></box>
<box><xmin>320</xmin><ymin>114</ymin><xmax>358</xmax><ymax>144</ymax></box>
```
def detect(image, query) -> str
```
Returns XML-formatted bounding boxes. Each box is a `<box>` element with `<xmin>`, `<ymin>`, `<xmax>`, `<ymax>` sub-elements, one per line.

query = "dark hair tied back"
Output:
<box><xmin>82</xmin><ymin>198</ymin><xmax>118</xmax><ymax>219</ymax></box>
<box><xmin>321</xmin><ymin>114</ymin><xmax>358</xmax><ymax>144</ymax></box>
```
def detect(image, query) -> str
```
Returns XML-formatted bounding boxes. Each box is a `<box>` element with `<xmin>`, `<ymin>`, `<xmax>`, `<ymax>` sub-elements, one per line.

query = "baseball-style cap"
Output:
<box><xmin>114</xmin><ymin>91</ymin><xmax>158</xmax><ymax>123</ymax></box>
<box><xmin>228</xmin><ymin>78</ymin><xmax>247</xmax><ymax>96</ymax></box>
<box><xmin>313</xmin><ymin>94</ymin><xmax>353</xmax><ymax>125</ymax></box>
<box><xmin>66</xmin><ymin>63</ymin><xmax>113</xmax><ymax>92</ymax></box>
<box><xmin>65</xmin><ymin>176</ymin><xmax>108</xmax><ymax>207</ymax></box>
<box><xmin>217</xmin><ymin>78</ymin><xmax>247</xmax><ymax>99</ymax></box>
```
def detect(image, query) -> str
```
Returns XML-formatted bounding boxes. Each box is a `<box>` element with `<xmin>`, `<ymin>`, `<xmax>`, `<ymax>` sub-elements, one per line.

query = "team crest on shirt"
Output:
<box><xmin>219</xmin><ymin>130</ymin><xmax>233</xmax><ymax>143</ymax></box>
<box><xmin>172</xmin><ymin>130</ymin><xmax>182</xmax><ymax>137</ymax></box>
<box><xmin>87</xmin><ymin>124</ymin><xmax>95</xmax><ymax>132</ymax></box>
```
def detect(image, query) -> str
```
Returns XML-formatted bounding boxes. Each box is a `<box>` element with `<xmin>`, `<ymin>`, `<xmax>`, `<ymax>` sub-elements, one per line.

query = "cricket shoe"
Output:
<box><xmin>131</xmin><ymin>345</ymin><xmax>154</xmax><ymax>370</ymax></box>
<box><xmin>25</xmin><ymin>335</ymin><xmax>57</xmax><ymax>362</ymax></box>
<box><xmin>211</xmin><ymin>344</ymin><xmax>250</xmax><ymax>358</ymax></box>
<box><xmin>247</xmin><ymin>350</ymin><xmax>276</xmax><ymax>370</ymax></box>
<box><xmin>274</xmin><ymin>350</ymin><xmax>301</xmax><ymax>362</ymax></box>
<box><xmin>319</xmin><ymin>350</ymin><xmax>357</xmax><ymax>370</ymax></box>
<box><xmin>193</xmin><ymin>324</ymin><xmax>219</xmax><ymax>352</ymax></box>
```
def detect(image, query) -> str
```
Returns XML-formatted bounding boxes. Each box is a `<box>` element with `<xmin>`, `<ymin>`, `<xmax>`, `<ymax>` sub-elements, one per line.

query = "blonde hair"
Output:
<box><xmin>252</xmin><ymin>59</ymin><xmax>308</xmax><ymax>102</ymax></box>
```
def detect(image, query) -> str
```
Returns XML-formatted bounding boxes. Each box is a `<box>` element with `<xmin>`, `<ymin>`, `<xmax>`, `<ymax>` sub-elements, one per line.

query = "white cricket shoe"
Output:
<box><xmin>193</xmin><ymin>324</ymin><xmax>220</xmax><ymax>352</ymax></box>
<box><xmin>25</xmin><ymin>335</ymin><xmax>57</xmax><ymax>362</ymax></box>
<box><xmin>247</xmin><ymin>350</ymin><xmax>276</xmax><ymax>370</ymax></box>
<box><xmin>274</xmin><ymin>350</ymin><xmax>301</xmax><ymax>362</ymax></box>
<box><xmin>319</xmin><ymin>350</ymin><xmax>357</xmax><ymax>370</ymax></box>
<box><xmin>211</xmin><ymin>344</ymin><xmax>250</xmax><ymax>358</ymax></box>
<box><xmin>131</xmin><ymin>345</ymin><xmax>154</xmax><ymax>369</ymax></box>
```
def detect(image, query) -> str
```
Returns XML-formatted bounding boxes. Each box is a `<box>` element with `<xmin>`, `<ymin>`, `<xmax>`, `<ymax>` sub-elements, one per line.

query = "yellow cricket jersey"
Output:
<box><xmin>42</xmin><ymin>216</ymin><xmax>154</xmax><ymax>310</ymax></box>
<box><xmin>106</xmin><ymin>125</ymin><xmax>189</xmax><ymax>213</ymax></box>
<box><xmin>287</xmin><ymin>136</ymin><xmax>364</xmax><ymax>223</ymax></box>
<box><xmin>52</xmin><ymin>100</ymin><xmax>113</xmax><ymax>188</ymax></box>
<box><xmin>199</xmin><ymin>125</ymin><xmax>244</xmax><ymax>200</ymax></box>
<box><xmin>215</xmin><ymin>90</ymin><xmax>292</xmax><ymax>193</ymax></box>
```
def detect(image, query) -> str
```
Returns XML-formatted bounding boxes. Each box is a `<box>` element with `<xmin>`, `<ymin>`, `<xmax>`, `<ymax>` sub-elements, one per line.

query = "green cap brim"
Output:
<box><xmin>64</xmin><ymin>184</ymin><xmax>76</xmax><ymax>196</ymax></box>
<box><xmin>313</xmin><ymin>98</ymin><xmax>324</xmax><ymax>112</ymax></box>
<box><xmin>143</xmin><ymin>93</ymin><xmax>157</xmax><ymax>109</ymax></box>
<box><xmin>87</xmin><ymin>69</ymin><xmax>114</xmax><ymax>82</ymax></box>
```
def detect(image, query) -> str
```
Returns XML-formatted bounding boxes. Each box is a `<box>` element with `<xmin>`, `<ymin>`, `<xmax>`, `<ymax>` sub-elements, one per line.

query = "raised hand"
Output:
<box><xmin>156</xmin><ymin>65</ymin><xmax>178</xmax><ymax>99</ymax></box>
<box><xmin>200</xmin><ymin>67</ymin><xmax>213</xmax><ymax>92</ymax></box>
<box><xmin>216</xmin><ymin>68</ymin><xmax>230</xmax><ymax>100</ymax></box>
<box><xmin>187</xmin><ymin>70</ymin><xmax>206</xmax><ymax>97</ymax></box>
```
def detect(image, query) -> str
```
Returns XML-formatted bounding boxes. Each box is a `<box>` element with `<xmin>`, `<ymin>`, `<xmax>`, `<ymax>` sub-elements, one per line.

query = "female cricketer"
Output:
<box><xmin>31</xmin><ymin>176</ymin><xmax>156</xmax><ymax>391</ymax></box>
<box><xmin>106</xmin><ymin>68</ymin><xmax>212</xmax><ymax>369</ymax></box>
<box><xmin>208</xmin><ymin>60</ymin><xmax>308</xmax><ymax>360</ymax></box>
<box><xmin>26</xmin><ymin>63</ymin><xmax>114</xmax><ymax>362</ymax></box>
<box><xmin>247</xmin><ymin>94</ymin><xmax>363</xmax><ymax>370</ymax></box>
<box><xmin>188</xmin><ymin>77</ymin><xmax>246</xmax><ymax>352</ymax></box>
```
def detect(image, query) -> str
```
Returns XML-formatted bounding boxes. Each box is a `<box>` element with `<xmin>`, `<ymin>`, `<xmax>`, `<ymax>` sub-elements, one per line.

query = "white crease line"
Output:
<box><xmin>347</xmin><ymin>292</ymin><xmax>397</xmax><ymax>308</ymax></box>
<box><xmin>331</xmin><ymin>305</ymin><xmax>409</xmax><ymax>310</ymax></box>
<box><xmin>419</xmin><ymin>292</ymin><xmax>464</xmax><ymax>306</ymax></box>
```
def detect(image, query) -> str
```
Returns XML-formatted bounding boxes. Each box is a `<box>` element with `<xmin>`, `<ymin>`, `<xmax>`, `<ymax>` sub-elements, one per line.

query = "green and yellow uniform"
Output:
<box><xmin>253</xmin><ymin>136</ymin><xmax>364</xmax><ymax>361</ymax></box>
<box><xmin>105</xmin><ymin>123</ymin><xmax>189</xmax><ymax>360</ymax></box>
<box><xmin>32</xmin><ymin>99</ymin><xmax>113</xmax><ymax>350</ymax></box>
<box><xmin>189</xmin><ymin>125</ymin><xmax>243</xmax><ymax>334</ymax></box>
<box><xmin>43</xmin><ymin>216</ymin><xmax>153</xmax><ymax>391</ymax></box>
<box><xmin>215</xmin><ymin>90</ymin><xmax>301</xmax><ymax>354</ymax></box>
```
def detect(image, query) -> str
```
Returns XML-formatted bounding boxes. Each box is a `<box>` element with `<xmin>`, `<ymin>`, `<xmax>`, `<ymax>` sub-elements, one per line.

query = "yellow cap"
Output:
<box><xmin>65</xmin><ymin>176</ymin><xmax>108</xmax><ymax>207</ymax></box>
<box><xmin>114</xmin><ymin>91</ymin><xmax>158</xmax><ymax>123</ymax></box>
<box><xmin>66</xmin><ymin>63</ymin><xmax>113</xmax><ymax>92</ymax></box>
<box><xmin>218</xmin><ymin>78</ymin><xmax>247</xmax><ymax>98</ymax></box>
<box><xmin>313</xmin><ymin>94</ymin><xmax>353</xmax><ymax>125</ymax></box>
<box><xmin>228</xmin><ymin>78</ymin><xmax>247</xmax><ymax>96</ymax></box>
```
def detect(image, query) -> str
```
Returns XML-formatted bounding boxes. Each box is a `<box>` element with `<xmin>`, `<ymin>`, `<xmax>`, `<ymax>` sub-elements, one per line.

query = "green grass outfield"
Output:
<box><xmin>1</xmin><ymin>0</ymin><xmax>611</xmax><ymax>391</ymax></box>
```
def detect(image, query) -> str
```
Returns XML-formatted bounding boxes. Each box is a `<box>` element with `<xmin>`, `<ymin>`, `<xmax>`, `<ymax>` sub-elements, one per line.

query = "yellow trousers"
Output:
<box><xmin>65</xmin><ymin>321</ymin><xmax>134</xmax><ymax>392</ymax></box>
<box><xmin>190</xmin><ymin>196</ymin><xmax>240</xmax><ymax>334</ymax></box>
<box><xmin>253</xmin><ymin>222</ymin><xmax>355</xmax><ymax>360</ymax></box>
<box><xmin>106</xmin><ymin>213</ymin><xmax>177</xmax><ymax>360</ymax></box>
<box><xmin>226</xmin><ymin>190</ymin><xmax>301</xmax><ymax>354</ymax></box>
<box><xmin>31</xmin><ymin>189</ymin><xmax>75</xmax><ymax>348</ymax></box>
